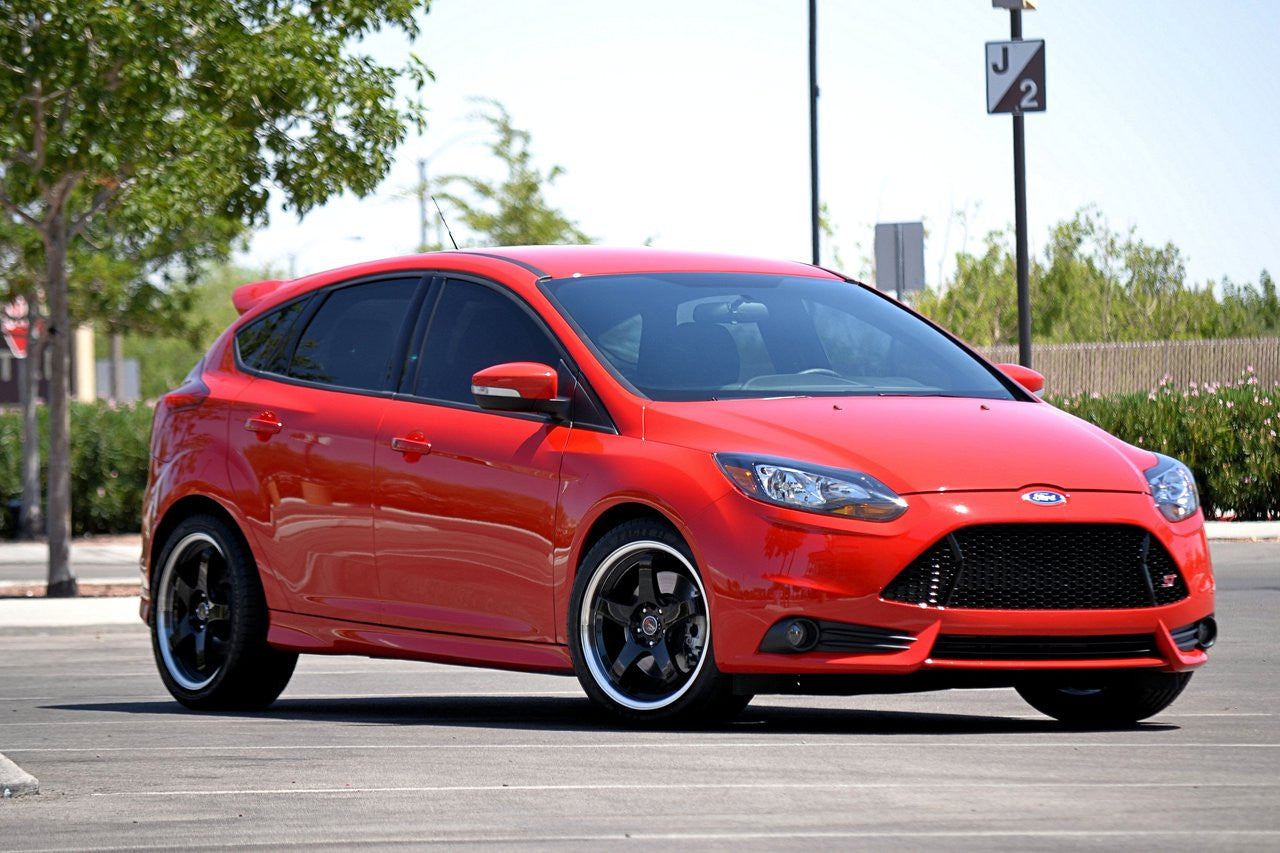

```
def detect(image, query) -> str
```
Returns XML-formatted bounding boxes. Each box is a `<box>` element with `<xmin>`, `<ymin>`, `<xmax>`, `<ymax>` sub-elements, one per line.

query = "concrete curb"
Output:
<box><xmin>0</xmin><ymin>595</ymin><xmax>140</xmax><ymax>627</ymax></box>
<box><xmin>0</xmin><ymin>752</ymin><xmax>38</xmax><ymax>799</ymax></box>
<box><xmin>1204</xmin><ymin>520</ymin><xmax>1280</xmax><ymax>540</ymax></box>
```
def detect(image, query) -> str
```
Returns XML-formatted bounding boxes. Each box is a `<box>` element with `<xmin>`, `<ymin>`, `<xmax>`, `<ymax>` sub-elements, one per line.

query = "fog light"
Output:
<box><xmin>1197</xmin><ymin>616</ymin><xmax>1218</xmax><ymax>650</ymax></box>
<box><xmin>786</xmin><ymin>621</ymin><xmax>810</xmax><ymax>649</ymax></box>
<box><xmin>759</xmin><ymin>617</ymin><xmax>820</xmax><ymax>653</ymax></box>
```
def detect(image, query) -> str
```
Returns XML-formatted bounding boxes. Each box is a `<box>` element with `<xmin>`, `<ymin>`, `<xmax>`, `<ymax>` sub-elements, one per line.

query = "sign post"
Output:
<box><xmin>987</xmin><ymin>1</ymin><xmax>1044</xmax><ymax>369</ymax></box>
<box><xmin>874</xmin><ymin>222</ymin><xmax>925</xmax><ymax>301</ymax></box>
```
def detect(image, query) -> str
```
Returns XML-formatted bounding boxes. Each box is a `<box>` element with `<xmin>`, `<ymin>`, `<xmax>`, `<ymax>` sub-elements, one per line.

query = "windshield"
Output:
<box><xmin>542</xmin><ymin>272</ymin><xmax>1016</xmax><ymax>402</ymax></box>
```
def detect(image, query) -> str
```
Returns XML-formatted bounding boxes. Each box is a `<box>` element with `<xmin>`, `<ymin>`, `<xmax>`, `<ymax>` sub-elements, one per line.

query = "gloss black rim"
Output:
<box><xmin>579</xmin><ymin>540</ymin><xmax>709</xmax><ymax>711</ymax></box>
<box><xmin>156</xmin><ymin>532</ymin><xmax>232</xmax><ymax>691</ymax></box>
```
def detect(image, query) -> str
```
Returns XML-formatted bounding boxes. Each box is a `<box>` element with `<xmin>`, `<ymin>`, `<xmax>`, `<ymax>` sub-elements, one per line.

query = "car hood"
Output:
<box><xmin>642</xmin><ymin>396</ymin><xmax>1155</xmax><ymax>494</ymax></box>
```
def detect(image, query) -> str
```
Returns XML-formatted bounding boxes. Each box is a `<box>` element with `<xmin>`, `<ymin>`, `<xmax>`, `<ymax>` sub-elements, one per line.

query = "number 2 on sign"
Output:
<box><xmin>1020</xmin><ymin>79</ymin><xmax>1039</xmax><ymax>109</ymax></box>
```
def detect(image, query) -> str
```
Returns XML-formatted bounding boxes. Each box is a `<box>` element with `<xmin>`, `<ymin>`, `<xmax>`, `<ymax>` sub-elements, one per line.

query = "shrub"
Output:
<box><xmin>0</xmin><ymin>403</ymin><xmax>154</xmax><ymax>537</ymax></box>
<box><xmin>1051</xmin><ymin>371</ymin><xmax>1280</xmax><ymax>520</ymax></box>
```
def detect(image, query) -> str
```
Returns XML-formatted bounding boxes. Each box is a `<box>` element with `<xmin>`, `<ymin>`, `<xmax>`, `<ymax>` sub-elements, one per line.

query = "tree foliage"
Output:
<box><xmin>0</xmin><ymin>0</ymin><xmax>431</xmax><ymax>593</ymax></box>
<box><xmin>120</xmin><ymin>262</ymin><xmax>258</xmax><ymax>400</ymax></box>
<box><xmin>916</xmin><ymin>208</ymin><xmax>1277</xmax><ymax>346</ymax></box>
<box><xmin>435</xmin><ymin>100</ymin><xmax>590</xmax><ymax>247</ymax></box>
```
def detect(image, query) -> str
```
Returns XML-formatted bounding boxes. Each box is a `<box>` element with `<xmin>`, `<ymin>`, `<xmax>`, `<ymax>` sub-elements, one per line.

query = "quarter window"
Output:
<box><xmin>235</xmin><ymin>297</ymin><xmax>310</xmax><ymax>374</ymax></box>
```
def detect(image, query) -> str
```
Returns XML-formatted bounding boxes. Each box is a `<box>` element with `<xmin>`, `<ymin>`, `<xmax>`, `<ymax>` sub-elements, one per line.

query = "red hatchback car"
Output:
<box><xmin>142</xmin><ymin>246</ymin><xmax>1215</xmax><ymax>724</ymax></box>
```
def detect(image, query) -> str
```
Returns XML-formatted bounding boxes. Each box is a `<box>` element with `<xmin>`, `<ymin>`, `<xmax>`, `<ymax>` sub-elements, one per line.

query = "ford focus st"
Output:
<box><xmin>141</xmin><ymin>246</ymin><xmax>1216</xmax><ymax>724</ymax></box>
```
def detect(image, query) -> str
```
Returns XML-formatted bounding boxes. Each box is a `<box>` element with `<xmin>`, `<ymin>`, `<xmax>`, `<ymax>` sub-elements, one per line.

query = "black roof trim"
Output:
<box><xmin>448</xmin><ymin>250</ymin><xmax>549</xmax><ymax>279</ymax></box>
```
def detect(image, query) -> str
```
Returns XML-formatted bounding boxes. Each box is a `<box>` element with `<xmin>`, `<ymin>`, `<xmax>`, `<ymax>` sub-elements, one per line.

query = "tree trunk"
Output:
<box><xmin>17</xmin><ymin>324</ymin><xmax>44</xmax><ymax>541</ymax></box>
<box><xmin>110</xmin><ymin>331</ymin><xmax>124</xmax><ymax>402</ymax></box>
<box><xmin>44</xmin><ymin>224</ymin><xmax>77</xmax><ymax>598</ymax></box>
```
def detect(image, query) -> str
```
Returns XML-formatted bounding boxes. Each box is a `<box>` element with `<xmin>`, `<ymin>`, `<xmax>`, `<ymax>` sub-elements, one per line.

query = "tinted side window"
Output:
<box><xmin>415</xmin><ymin>281</ymin><xmax>562</xmax><ymax>404</ymax></box>
<box><xmin>285</xmin><ymin>278</ymin><xmax>419</xmax><ymax>391</ymax></box>
<box><xmin>236</xmin><ymin>297</ymin><xmax>310</xmax><ymax>374</ymax></box>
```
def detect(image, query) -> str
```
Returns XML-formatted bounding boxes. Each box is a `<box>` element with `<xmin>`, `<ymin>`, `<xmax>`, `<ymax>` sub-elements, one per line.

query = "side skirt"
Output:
<box><xmin>267</xmin><ymin>609</ymin><xmax>575</xmax><ymax>675</ymax></box>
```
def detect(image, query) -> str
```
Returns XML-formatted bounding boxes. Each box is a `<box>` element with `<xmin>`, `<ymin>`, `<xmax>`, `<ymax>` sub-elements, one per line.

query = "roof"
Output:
<box><xmin>456</xmin><ymin>246</ymin><xmax>841</xmax><ymax>280</ymax></box>
<box><xmin>230</xmin><ymin>246</ymin><xmax>846</xmax><ymax>319</ymax></box>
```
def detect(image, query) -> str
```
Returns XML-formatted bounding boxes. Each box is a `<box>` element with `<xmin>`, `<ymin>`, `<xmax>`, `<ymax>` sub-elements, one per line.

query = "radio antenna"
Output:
<box><xmin>431</xmin><ymin>195</ymin><xmax>459</xmax><ymax>250</ymax></box>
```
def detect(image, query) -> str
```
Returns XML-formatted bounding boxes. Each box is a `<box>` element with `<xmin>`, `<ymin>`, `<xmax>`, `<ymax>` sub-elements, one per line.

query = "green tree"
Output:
<box><xmin>120</xmin><ymin>262</ymin><xmax>258</xmax><ymax>401</ymax></box>
<box><xmin>0</xmin><ymin>0</ymin><xmax>431</xmax><ymax>595</ymax></box>
<box><xmin>916</xmin><ymin>208</ymin><xmax>1273</xmax><ymax>347</ymax></box>
<box><xmin>435</xmin><ymin>100</ymin><xmax>590</xmax><ymax>247</ymax></box>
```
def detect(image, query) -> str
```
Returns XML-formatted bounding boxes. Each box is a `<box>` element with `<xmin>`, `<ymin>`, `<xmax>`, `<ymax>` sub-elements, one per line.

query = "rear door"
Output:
<box><xmin>373</xmin><ymin>276</ymin><xmax>572</xmax><ymax>642</ymax></box>
<box><xmin>225</xmin><ymin>275</ymin><xmax>426</xmax><ymax>624</ymax></box>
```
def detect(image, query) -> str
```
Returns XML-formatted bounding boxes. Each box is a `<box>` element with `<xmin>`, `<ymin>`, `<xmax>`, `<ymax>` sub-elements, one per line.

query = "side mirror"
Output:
<box><xmin>471</xmin><ymin>362</ymin><xmax>571</xmax><ymax>420</ymax></box>
<box><xmin>995</xmin><ymin>362</ymin><xmax>1045</xmax><ymax>393</ymax></box>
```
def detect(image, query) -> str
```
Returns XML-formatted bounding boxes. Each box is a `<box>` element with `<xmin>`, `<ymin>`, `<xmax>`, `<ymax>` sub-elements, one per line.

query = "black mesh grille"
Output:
<box><xmin>881</xmin><ymin>523</ymin><xmax>1189</xmax><ymax>610</ymax></box>
<box><xmin>932</xmin><ymin>633</ymin><xmax>1159</xmax><ymax>660</ymax></box>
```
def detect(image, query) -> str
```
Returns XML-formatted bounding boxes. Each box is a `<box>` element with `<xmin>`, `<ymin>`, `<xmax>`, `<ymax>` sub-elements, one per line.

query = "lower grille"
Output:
<box><xmin>816</xmin><ymin>622</ymin><xmax>917</xmax><ymax>653</ymax></box>
<box><xmin>932</xmin><ymin>633</ymin><xmax>1159</xmax><ymax>661</ymax></box>
<box><xmin>881</xmin><ymin>523</ymin><xmax>1189</xmax><ymax>610</ymax></box>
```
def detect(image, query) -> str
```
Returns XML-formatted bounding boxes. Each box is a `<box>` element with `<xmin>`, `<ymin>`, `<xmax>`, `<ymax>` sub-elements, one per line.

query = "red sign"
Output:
<box><xmin>3</xmin><ymin>298</ymin><xmax>30</xmax><ymax>359</ymax></box>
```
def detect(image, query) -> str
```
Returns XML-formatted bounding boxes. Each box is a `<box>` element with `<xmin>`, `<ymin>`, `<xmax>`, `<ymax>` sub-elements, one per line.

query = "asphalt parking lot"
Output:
<box><xmin>1</xmin><ymin>541</ymin><xmax>1277</xmax><ymax>850</ymax></box>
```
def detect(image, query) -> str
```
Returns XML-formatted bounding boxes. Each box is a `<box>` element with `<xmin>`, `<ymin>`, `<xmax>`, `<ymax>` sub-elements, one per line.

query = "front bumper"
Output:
<box><xmin>693</xmin><ymin>488</ymin><xmax>1215</xmax><ymax>676</ymax></box>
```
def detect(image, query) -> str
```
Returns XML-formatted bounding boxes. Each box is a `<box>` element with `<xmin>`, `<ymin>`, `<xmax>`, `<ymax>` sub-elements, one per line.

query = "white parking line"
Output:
<box><xmin>11</xmin><ymin>741</ymin><xmax>1280</xmax><ymax>754</ymax></box>
<box><xmin>92</xmin><ymin>780</ymin><xmax>1280</xmax><ymax>797</ymax></box>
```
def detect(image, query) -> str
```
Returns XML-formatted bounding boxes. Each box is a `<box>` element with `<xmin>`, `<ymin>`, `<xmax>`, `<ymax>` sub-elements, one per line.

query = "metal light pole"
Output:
<box><xmin>809</xmin><ymin>0</ymin><xmax>820</xmax><ymax>266</ymax></box>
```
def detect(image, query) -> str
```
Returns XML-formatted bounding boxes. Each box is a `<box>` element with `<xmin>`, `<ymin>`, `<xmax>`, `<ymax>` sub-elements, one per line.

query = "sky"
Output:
<box><xmin>242</xmin><ymin>0</ymin><xmax>1280</xmax><ymax>292</ymax></box>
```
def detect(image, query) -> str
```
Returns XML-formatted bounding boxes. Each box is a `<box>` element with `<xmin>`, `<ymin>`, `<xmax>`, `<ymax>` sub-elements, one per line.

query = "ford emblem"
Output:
<box><xmin>1022</xmin><ymin>489</ymin><xmax>1067</xmax><ymax>506</ymax></box>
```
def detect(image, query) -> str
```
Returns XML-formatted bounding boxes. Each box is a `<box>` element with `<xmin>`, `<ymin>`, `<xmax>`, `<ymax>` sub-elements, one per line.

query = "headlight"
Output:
<box><xmin>1145</xmin><ymin>453</ymin><xmax>1199</xmax><ymax>522</ymax></box>
<box><xmin>715</xmin><ymin>453</ymin><xmax>907</xmax><ymax>521</ymax></box>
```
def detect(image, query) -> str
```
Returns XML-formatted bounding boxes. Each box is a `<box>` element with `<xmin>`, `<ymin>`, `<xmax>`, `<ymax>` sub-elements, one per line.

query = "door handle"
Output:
<box><xmin>390</xmin><ymin>432</ymin><xmax>432</xmax><ymax>456</ymax></box>
<box><xmin>244</xmin><ymin>412</ymin><xmax>283</xmax><ymax>436</ymax></box>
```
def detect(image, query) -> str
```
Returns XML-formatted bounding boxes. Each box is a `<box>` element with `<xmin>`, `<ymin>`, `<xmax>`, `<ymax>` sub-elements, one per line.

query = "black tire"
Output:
<box><xmin>150</xmin><ymin>514</ymin><xmax>297</xmax><ymax>710</ymax></box>
<box><xmin>1016</xmin><ymin>671</ymin><xmax>1193</xmax><ymax>726</ymax></box>
<box><xmin>568</xmin><ymin>519</ymin><xmax>742</xmax><ymax>724</ymax></box>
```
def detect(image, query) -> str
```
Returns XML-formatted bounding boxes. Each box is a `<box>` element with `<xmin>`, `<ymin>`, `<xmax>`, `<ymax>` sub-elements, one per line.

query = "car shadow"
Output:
<box><xmin>45</xmin><ymin>695</ymin><xmax>1179</xmax><ymax>736</ymax></box>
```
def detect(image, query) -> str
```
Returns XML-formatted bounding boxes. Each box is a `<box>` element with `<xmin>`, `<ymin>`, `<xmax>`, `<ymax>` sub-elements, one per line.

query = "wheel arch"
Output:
<box><xmin>575</xmin><ymin>502</ymin><xmax>680</xmax><ymax>573</ymax></box>
<box><xmin>149</xmin><ymin>495</ymin><xmax>249</xmax><ymax>585</ymax></box>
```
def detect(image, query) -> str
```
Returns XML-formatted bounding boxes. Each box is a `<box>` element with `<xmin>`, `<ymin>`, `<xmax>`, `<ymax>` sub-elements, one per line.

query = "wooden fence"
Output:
<box><xmin>980</xmin><ymin>337</ymin><xmax>1280</xmax><ymax>396</ymax></box>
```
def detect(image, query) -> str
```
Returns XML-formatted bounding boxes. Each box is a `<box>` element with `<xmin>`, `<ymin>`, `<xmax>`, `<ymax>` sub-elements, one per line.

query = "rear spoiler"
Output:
<box><xmin>231</xmin><ymin>279</ymin><xmax>287</xmax><ymax>315</ymax></box>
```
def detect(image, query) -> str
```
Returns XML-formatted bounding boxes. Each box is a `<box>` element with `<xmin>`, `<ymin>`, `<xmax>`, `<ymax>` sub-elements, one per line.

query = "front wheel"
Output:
<box><xmin>568</xmin><ymin>520</ymin><xmax>744</xmax><ymax>724</ymax></box>
<box><xmin>1016</xmin><ymin>671</ymin><xmax>1193</xmax><ymax>726</ymax></box>
<box><xmin>151</xmin><ymin>514</ymin><xmax>297</xmax><ymax>710</ymax></box>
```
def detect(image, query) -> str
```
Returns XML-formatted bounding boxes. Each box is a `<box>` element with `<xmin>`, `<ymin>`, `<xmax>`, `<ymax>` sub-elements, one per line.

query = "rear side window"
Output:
<box><xmin>236</xmin><ymin>298</ymin><xmax>310</xmax><ymax>374</ymax></box>
<box><xmin>284</xmin><ymin>278</ymin><xmax>419</xmax><ymax>391</ymax></box>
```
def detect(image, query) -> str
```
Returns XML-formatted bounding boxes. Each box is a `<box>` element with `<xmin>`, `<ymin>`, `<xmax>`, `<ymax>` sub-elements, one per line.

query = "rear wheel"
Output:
<box><xmin>569</xmin><ymin>520</ymin><xmax>744</xmax><ymax>724</ymax></box>
<box><xmin>151</xmin><ymin>514</ymin><xmax>297</xmax><ymax>710</ymax></box>
<box><xmin>1016</xmin><ymin>671</ymin><xmax>1192</xmax><ymax>726</ymax></box>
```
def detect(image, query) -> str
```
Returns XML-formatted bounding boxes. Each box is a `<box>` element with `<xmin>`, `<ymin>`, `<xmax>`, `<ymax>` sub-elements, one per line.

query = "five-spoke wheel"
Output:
<box><xmin>150</xmin><ymin>514</ymin><xmax>297</xmax><ymax>710</ymax></box>
<box><xmin>156</xmin><ymin>531</ymin><xmax>233</xmax><ymax>691</ymax></box>
<box><xmin>569</xmin><ymin>520</ymin><xmax>746</xmax><ymax>722</ymax></box>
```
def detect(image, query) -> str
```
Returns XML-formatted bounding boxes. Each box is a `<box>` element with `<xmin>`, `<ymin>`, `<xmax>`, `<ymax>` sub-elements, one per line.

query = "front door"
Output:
<box><xmin>373</xmin><ymin>277</ymin><xmax>571</xmax><ymax>642</ymax></box>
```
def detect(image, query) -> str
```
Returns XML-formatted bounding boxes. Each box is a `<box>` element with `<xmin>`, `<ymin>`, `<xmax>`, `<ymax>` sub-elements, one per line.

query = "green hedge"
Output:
<box><xmin>1</xmin><ymin>379</ymin><xmax>1276</xmax><ymax>536</ymax></box>
<box><xmin>1051</xmin><ymin>374</ymin><xmax>1280</xmax><ymax>520</ymax></box>
<box><xmin>0</xmin><ymin>403</ymin><xmax>153</xmax><ymax>537</ymax></box>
